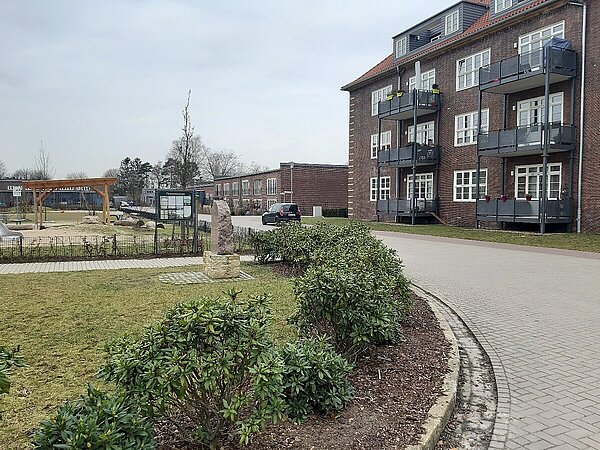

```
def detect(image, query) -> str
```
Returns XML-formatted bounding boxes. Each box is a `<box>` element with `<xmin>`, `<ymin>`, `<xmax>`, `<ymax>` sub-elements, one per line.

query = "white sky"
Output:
<box><xmin>0</xmin><ymin>0</ymin><xmax>451</xmax><ymax>178</ymax></box>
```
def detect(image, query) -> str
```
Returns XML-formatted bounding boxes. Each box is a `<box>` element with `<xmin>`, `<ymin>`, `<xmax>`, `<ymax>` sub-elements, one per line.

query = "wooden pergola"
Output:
<box><xmin>22</xmin><ymin>177</ymin><xmax>117</xmax><ymax>228</ymax></box>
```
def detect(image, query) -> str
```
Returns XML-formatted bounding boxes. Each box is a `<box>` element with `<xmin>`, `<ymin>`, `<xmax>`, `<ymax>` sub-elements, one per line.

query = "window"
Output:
<box><xmin>267</xmin><ymin>199</ymin><xmax>277</xmax><ymax>209</ymax></box>
<box><xmin>232</xmin><ymin>181</ymin><xmax>240</xmax><ymax>196</ymax></box>
<box><xmin>372</xmin><ymin>85</ymin><xmax>393</xmax><ymax>116</ymax></box>
<box><xmin>455</xmin><ymin>109</ymin><xmax>488</xmax><ymax>147</ymax></box>
<box><xmin>233</xmin><ymin>199</ymin><xmax>240</xmax><ymax>208</ymax></box>
<box><xmin>445</xmin><ymin>10</ymin><xmax>459</xmax><ymax>35</ymax></box>
<box><xmin>371</xmin><ymin>131</ymin><xmax>392</xmax><ymax>159</ymax></box>
<box><xmin>409</xmin><ymin>69</ymin><xmax>436</xmax><ymax>91</ymax></box>
<box><xmin>516</xmin><ymin>164</ymin><xmax>562</xmax><ymax>199</ymax></box>
<box><xmin>379</xmin><ymin>177</ymin><xmax>391</xmax><ymax>200</ymax></box>
<box><xmin>215</xmin><ymin>184</ymin><xmax>222</xmax><ymax>196</ymax></box>
<box><xmin>408</xmin><ymin>121</ymin><xmax>435</xmax><ymax>145</ymax></box>
<box><xmin>253</xmin><ymin>199</ymin><xmax>262</xmax><ymax>210</ymax></box>
<box><xmin>253</xmin><ymin>179</ymin><xmax>262</xmax><ymax>195</ymax></box>
<box><xmin>407</xmin><ymin>173</ymin><xmax>434</xmax><ymax>200</ymax></box>
<box><xmin>370</xmin><ymin>178</ymin><xmax>378</xmax><ymax>202</ymax></box>
<box><xmin>517</xmin><ymin>93</ymin><xmax>563</xmax><ymax>127</ymax></box>
<box><xmin>266</xmin><ymin>178</ymin><xmax>277</xmax><ymax>195</ymax></box>
<box><xmin>454</xmin><ymin>169</ymin><xmax>487</xmax><ymax>202</ymax></box>
<box><xmin>242</xmin><ymin>198</ymin><xmax>250</xmax><ymax>207</ymax></box>
<box><xmin>519</xmin><ymin>22</ymin><xmax>564</xmax><ymax>55</ymax></box>
<box><xmin>241</xmin><ymin>180</ymin><xmax>249</xmax><ymax>196</ymax></box>
<box><xmin>396</xmin><ymin>37</ymin><xmax>407</xmax><ymax>57</ymax></box>
<box><xmin>495</xmin><ymin>0</ymin><xmax>513</xmax><ymax>13</ymax></box>
<box><xmin>456</xmin><ymin>49</ymin><xmax>491</xmax><ymax>91</ymax></box>
<box><xmin>224</xmin><ymin>183</ymin><xmax>230</xmax><ymax>196</ymax></box>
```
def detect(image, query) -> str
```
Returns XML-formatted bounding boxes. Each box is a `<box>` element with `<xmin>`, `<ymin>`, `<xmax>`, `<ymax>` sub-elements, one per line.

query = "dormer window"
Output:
<box><xmin>445</xmin><ymin>10</ymin><xmax>459</xmax><ymax>35</ymax></box>
<box><xmin>396</xmin><ymin>37</ymin><xmax>408</xmax><ymax>57</ymax></box>
<box><xmin>495</xmin><ymin>0</ymin><xmax>513</xmax><ymax>12</ymax></box>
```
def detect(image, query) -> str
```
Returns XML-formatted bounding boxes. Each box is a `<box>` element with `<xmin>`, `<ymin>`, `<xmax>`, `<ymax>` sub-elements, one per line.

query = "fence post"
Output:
<box><xmin>19</xmin><ymin>236</ymin><xmax>23</xmax><ymax>257</ymax></box>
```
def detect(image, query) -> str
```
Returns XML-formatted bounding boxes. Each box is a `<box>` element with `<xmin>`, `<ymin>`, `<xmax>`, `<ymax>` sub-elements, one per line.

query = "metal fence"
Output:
<box><xmin>0</xmin><ymin>221</ymin><xmax>255</xmax><ymax>263</ymax></box>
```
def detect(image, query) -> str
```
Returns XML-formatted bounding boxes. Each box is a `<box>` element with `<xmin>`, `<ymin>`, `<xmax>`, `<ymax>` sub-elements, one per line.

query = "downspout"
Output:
<box><xmin>569</xmin><ymin>0</ymin><xmax>587</xmax><ymax>233</ymax></box>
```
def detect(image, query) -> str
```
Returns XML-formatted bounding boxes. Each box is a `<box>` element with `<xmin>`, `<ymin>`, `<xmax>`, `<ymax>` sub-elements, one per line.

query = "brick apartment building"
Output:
<box><xmin>342</xmin><ymin>0</ymin><xmax>598</xmax><ymax>232</ymax></box>
<box><xmin>213</xmin><ymin>162</ymin><xmax>348</xmax><ymax>216</ymax></box>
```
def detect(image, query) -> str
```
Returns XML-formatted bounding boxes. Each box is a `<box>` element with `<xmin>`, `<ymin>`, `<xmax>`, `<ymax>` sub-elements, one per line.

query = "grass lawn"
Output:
<box><xmin>0</xmin><ymin>263</ymin><xmax>296</xmax><ymax>449</ymax></box>
<box><xmin>302</xmin><ymin>217</ymin><xmax>600</xmax><ymax>253</ymax></box>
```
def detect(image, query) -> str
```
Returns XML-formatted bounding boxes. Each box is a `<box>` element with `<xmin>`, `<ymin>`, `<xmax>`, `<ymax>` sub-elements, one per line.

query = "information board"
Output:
<box><xmin>156</xmin><ymin>190</ymin><xmax>193</xmax><ymax>221</ymax></box>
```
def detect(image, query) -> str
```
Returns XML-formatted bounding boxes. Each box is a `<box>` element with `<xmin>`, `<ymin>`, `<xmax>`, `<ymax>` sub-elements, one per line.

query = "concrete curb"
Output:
<box><xmin>406</xmin><ymin>286</ymin><xmax>460</xmax><ymax>450</ymax></box>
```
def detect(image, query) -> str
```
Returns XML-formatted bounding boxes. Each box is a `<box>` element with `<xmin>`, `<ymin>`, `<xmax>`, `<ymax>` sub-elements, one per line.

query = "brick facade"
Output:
<box><xmin>213</xmin><ymin>163</ymin><xmax>348</xmax><ymax>216</ymax></box>
<box><xmin>343</xmin><ymin>0</ymin><xmax>599</xmax><ymax>232</ymax></box>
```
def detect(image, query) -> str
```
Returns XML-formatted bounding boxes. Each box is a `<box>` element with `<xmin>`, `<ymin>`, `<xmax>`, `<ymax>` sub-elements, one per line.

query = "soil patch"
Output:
<box><xmin>156</xmin><ymin>295</ymin><xmax>451</xmax><ymax>449</ymax></box>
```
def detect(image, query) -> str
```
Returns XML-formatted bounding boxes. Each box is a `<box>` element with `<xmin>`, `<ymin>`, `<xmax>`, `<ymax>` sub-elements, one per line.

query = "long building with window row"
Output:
<box><xmin>342</xmin><ymin>0</ymin><xmax>597</xmax><ymax>233</ymax></box>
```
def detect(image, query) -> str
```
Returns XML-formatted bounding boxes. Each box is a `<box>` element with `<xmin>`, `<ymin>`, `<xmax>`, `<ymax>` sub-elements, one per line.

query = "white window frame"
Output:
<box><xmin>232</xmin><ymin>181</ymin><xmax>239</xmax><ymax>197</ymax></box>
<box><xmin>455</xmin><ymin>109</ymin><xmax>488</xmax><ymax>147</ymax></box>
<box><xmin>253</xmin><ymin>198</ymin><xmax>262</xmax><ymax>210</ymax></box>
<box><xmin>407</xmin><ymin>173</ymin><xmax>434</xmax><ymax>200</ymax></box>
<box><xmin>409</xmin><ymin>69</ymin><xmax>436</xmax><ymax>91</ymax></box>
<box><xmin>445</xmin><ymin>10</ymin><xmax>459</xmax><ymax>35</ymax></box>
<box><xmin>456</xmin><ymin>49</ymin><xmax>491</xmax><ymax>91</ymax></box>
<box><xmin>396</xmin><ymin>37</ymin><xmax>407</xmax><ymax>58</ymax></box>
<box><xmin>372</xmin><ymin>85</ymin><xmax>393</xmax><ymax>116</ymax></box>
<box><xmin>408</xmin><ymin>121</ymin><xmax>435</xmax><ymax>145</ymax></box>
<box><xmin>241</xmin><ymin>180</ymin><xmax>249</xmax><ymax>196</ymax></box>
<box><xmin>266</xmin><ymin>198</ymin><xmax>277</xmax><ymax>209</ymax></box>
<box><xmin>515</xmin><ymin>164</ymin><xmax>562</xmax><ymax>200</ymax></box>
<box><xmin>233</xmin><ymin>199</ymin><xmax>240</xmax><ymax>208</ymax></box>
<box><xmin>519</xmin><ymin>22</ymin><xmax>565</xmax><ymax>55</ymax></box>
<box><xmin>370</xmin><ymin>177</ymin><xmax>378</xmax><ymax>202</ymax></box>
<box><xmin>253</xmin><ymin>179</ymin><xmax>262</xmax><ymax>195</ymax></box>
<box><xmin>371</xmin><ymin>131</ymin><xmax>392</xmax><ymax>159</ymax></box>
<box><xmin>379</xmin><ymin>176</ymin><xmax>391</xmax><ymax>200</ymax></box>
<box><xmin>517</xmin><ymin>92</ymin><xmax>563</xmax><ymax>127</ymax></box>
<box><xmin>224</xmin><ymin>182</ymin><xmax>230</xmax><ymax>196</ymax></box>
<box><xmin>453</xmin><ymin>169</ymin><xmax>488</xmax><ymax>202</ymax></box>
<box><xmin>495</xmin><ymin>0</ymin><xmax>512</xmax><ymax>13</ymax></box>
<box><xmin>266</xmin><ymin>178</ymin><xmax>277</xmax><ymax>195</ymax></box>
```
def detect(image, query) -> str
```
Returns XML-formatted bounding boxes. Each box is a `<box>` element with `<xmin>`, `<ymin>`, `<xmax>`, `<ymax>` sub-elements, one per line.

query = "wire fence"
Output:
<box><xmin>0</xmin><ymin>220</ymin><xmax>255</xmax><ymax>263</ymax></box>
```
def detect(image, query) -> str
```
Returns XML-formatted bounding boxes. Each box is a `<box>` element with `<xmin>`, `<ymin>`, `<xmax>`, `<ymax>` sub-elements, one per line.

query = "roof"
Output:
<box><xmin>341</xmin><ymin>0</ymin><xmax>556</xmax><ymax>91</ymax></box>
<box><xmin>214</xmin><ymin>163</ymin><xmax>348</xmax><ymax>183</ymax></box>
<box><xmin>22</xmin><ymin>177</ymin><xmax>117</xmax><ymax>189</ymax></box>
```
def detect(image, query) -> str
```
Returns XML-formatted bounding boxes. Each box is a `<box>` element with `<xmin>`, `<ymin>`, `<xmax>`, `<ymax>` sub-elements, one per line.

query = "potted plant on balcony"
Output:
<box><xmin>501</xmin><ymin>194</ymin><xmax>508</xmax><ymax>203</ymax></box>
<box><xmin>484</xmin><ymin>194</ymin><xmax>491</xmax><ymax>202</ymax></box>
<box><xmin>525</xmin><ymin>193</ymin><xmax>532</xmax><ymax>202</ymax></box>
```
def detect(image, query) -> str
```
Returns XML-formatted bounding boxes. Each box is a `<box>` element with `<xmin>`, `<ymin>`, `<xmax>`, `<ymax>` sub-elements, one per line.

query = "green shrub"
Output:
<box><xmin>322</xmin><ymin>208</ymin><xmax>348</xmax><ymax>218</ymax></box>
<box><xmin>281</xmin><ymin>337</ymin><xmax>354</xmax><ymax>423</ymax></box>
<box><xmin>0</xmin><ymin>345</ymin><xmax>24</xmax><ymax>420</ymax></box>
<box><xmin>293</xmin><ymin>233</ymin><xmax>411</xmax><ymax>359</ymax></box>
<box><xmin>99</xmin><ymin>291</ymin><xmax>285</xmax><ymax>449</ymax></box>
<box><xmin>32</xmin><ymin>385</ymin><xmax>154</xmax><ymax>449</ymax></box>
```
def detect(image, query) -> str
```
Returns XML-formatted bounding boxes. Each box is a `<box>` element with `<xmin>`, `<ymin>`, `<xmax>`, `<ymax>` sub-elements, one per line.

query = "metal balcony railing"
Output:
<box><xmin>476</xmin><ymin>198</ymin><xmax>572</xmax><ymax>223</ymax></box>
<box><xmin>477</xmin><ymin>123</ymin><xmax>575</xmax><ymax>157</ymax></box>
<box><xmin>378</xmin><ymin>144</ymin><xmax>440</xmax><ymax>167</ymax></box>
<box><xmin>377</xmin><ymin>197</ymin><xmax>439</xmax><ymax>215</ymax></box>
<box><xmin>377</xmin><ymin>90</ymin><xmax>441</xmax><ymax>120</ymax></box>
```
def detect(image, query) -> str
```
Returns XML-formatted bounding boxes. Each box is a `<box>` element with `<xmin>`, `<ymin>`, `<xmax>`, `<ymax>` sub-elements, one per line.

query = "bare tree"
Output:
<box><xmin>168</xmin><ymin>90</ymin><xmax>203</xmax><ymax>188</ymax></box>
<box><xmin>0</xmin><ymin>160</ymin><xmax>6</xmax><ymax>179</ymax></box>
<box><xmin>102</xmin><ymin>168</ymin><xmax>119</xmax><ymax>179</ymax></box>
<box><xmin>243</xmin><ymin>161</ymin><xmax>271</xmax><ymax>175</ymax></box>
<box><xmin>32</xmin><ymin>141</ymin><xmax>54</xmax><ymax>180</ymax></box>
<box><xmin>66</xmin><ymin>171</ymin><xmax>88</xmax><ymax>180</ymax></box>
<box><xmin>202</xmin><ymin>149</ymin><xmax>244</xmax><ymax>180</ymax></box>
<box><xmin>12</xmin><ymin>168</ymin><xmax>32</xmax><ymax>180</ymax></box>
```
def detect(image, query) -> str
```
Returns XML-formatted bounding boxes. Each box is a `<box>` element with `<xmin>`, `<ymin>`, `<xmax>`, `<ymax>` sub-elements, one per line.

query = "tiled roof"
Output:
<box><xmin>342</xmin><ymin>0</ymin><xmax>552</xmax><ymax>91</ymax></box>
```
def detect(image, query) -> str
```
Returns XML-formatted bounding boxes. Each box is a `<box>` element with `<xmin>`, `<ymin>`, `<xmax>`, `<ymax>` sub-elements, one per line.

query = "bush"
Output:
<box><xmin>281</xmin><ymin>337</ymin><xmax>354</xmax><ymax>423</ymax></box>
<box><xmin>99</xmin><ymin>291</ymin><xmax>285</xmax><ymax>449</ymax></box>
<box><xmin>292</xmin><ymin>231</ymin><xmax>411</xmax><ymax>359</ymax></box>
<box><xmin>322</xmin><ymin>208</ymin><xmax>348</xmax><ymax>218</ymax></box>
<box><xmin>0</xmin><ymin>344</ymin><xmax>24</xmax><ymax>420</ymax></box>
<box><xmin>32</xmin><ymin>385</ymin><xmax>154</xmax><ymax>449</ymax></box>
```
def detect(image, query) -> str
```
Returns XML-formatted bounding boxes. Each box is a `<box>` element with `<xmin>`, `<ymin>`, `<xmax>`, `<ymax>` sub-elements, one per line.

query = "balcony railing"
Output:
<box><xmin>478</xmin><ymin>123</ymin><xmax>575</xmax><ymax>157</ymax></box>
<box><xmin>479</xmin><ymin>47</ymin><xmax>576</xmax><ymax>93</ymax></box>
<box><xmin>377</xmin><ymin>198</ymin><xmax>439</xmax><ymax>215</ymax></box>
<box><xmin>377</xmin><ymin>90</ymin><xmax>441</xmax><ymax>120</ymax></box>
<box><xmin>477</xmin><ymin>198</ymin><xmax>572</xmax><ymax>223</ymax></box>
<box><xmin>378</xmin><ymin>144</ymin><xmax>440</xmax><ymax>167</ymax></box>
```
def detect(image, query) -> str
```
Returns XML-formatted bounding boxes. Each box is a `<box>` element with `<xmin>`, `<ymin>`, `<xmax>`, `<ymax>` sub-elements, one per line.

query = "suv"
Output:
<box><xmin>262</xmin><ymin>203</ymin><xmax>301</xmax><ymax>225</ymax></box>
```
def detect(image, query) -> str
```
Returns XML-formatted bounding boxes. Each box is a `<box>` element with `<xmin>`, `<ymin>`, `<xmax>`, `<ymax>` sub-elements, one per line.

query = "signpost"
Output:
<box><xmin>12</xmin><ymin>186</ymin><xmax>22</xmax><ymax>219</ymax></box>
<box><xmin>154</xmin><ymin>190</ymin><xmax>198</xmax><ymax>255</ymax></box>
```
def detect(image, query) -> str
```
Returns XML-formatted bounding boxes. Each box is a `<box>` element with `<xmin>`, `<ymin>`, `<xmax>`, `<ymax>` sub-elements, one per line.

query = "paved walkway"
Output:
<box><xmin>376</xmin><ymin>231</ymin><xmax>600</xmax><ymax>450</ymax></box>
<box><xmin>0</xmin><ymin>255</ymin><xmax>256</xmax><ymax>275</ymax></box>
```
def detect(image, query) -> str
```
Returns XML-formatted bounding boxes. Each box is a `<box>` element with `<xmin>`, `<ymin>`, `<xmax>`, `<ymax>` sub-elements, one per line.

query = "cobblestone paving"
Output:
<box><xmin>158</xmin><ymin>270</ymin><xmax>254</xmax><ymax>284</ymax></box>
<box><xmin>377</xmin><ymin>232</ymin><xmax>600</xmax><ymax>450</ymax></box>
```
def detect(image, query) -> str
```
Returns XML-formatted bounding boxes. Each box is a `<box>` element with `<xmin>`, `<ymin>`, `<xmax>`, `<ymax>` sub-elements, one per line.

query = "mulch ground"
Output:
<box><xmin>156</xmin><ymin>294</ymin><xmax>450</xmax><ymax>449</ymax></box>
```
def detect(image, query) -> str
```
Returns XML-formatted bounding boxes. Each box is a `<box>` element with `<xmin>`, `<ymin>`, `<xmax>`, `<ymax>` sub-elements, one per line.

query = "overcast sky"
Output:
<box><xmin>0</xmin><ymin>0</ymin><xmax>451</xmax><ymax>178</ymax></box>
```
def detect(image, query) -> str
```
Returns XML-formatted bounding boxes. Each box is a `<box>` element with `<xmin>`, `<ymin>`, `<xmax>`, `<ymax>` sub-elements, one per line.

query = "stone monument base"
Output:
<box><xmin>203</xmin><ymin>251</ymin><xmax>240</xmax><ymax>279</ymax></box>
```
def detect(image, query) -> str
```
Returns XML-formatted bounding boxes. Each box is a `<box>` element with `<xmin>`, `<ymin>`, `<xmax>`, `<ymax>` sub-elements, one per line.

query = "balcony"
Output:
<box><xmin>476</xmin><ymin>198</ymin><xmax>572</xmax><ymax>223</ymax></box>
<box><xmin>479</xmin><ymin>46</ymin><xmax>576</xmax><ymax>94</ymax></box>
<box><xmin>378</xmin><ymin>90</ymin><xmax>441</xmax><ymax>121</ymax></box>
<box><xmin>377</xmin><ymin>198</ymin><xmax>439</xmax><ymax>216</ymax></box>
<box><xmin>378</xmin><ymin>144</ymin><xmax>440</xmax><ymax>167</ymax></box>
<box><xmin>477</xmin><ymin>123</ymin><xmax>575</xmax><ymax>157</ymax></box>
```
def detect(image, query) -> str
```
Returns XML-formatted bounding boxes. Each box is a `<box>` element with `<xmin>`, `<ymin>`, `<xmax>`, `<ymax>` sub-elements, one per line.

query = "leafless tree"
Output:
<box><xmin>0</xmin><ymin>160</ymin><xmax>6</xmax><ymax>179</ymax></box>
<box><xmin>102</xmin><ymin>168</ymin><xmax>119</xmax><ymax>179</ymax></box>
<box><xmin>242</xmin><ymin>161</ymin><xmax>271</xmax><ymax>175</ymax></box>
<box><xmin>32</xmin><ymin>141</ymin><xmax>54</xmax><ymax>180</ymax></box>
<box><xmin>66</xmin><ymin>171</ymin><xmax>88</xmax><ymax>180</ymax></box>
<box><xmin>168</xmin><ymin>90</ymin><xmax>204</xmax><ymax>188</ymax></box>
<box><xmin>12</xmin><ymin>168</ymin><xmax>32</xmax><ymax>180</ymax></box>
<box><xmin>202</xmin><ymin>149</ymin><xmax>244</xmax><ymax>180</ymax></box>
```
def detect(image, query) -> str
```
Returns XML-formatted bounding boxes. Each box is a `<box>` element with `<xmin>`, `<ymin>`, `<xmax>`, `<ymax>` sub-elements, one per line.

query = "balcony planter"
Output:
<box><xmin>501</xmin><ymin>194</ymin><xmax>508</xmax><ymax>203</ymax></box>
<box><xmin>484</xmin><ymin>195</ymin><xmax>491</xmax><ymax>202</ymax></box>
<box><xmin>525</xmin><ymin>194</ymin><xmax>532</xmax><ymax>202</ymax></box>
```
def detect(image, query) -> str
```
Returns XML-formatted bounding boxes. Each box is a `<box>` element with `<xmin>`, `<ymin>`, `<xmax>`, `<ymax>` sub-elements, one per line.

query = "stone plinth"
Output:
<box><xmin>203</xmin><ymin>251</ymin><xmax>240</xmax><ymax>279</ymax></box>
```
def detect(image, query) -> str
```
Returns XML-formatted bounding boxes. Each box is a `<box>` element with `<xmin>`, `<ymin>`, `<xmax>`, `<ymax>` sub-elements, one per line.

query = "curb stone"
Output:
<box><xmin>407</xmin><ymin>287</ymin><xmax>460</xmax><ymax>450</ymax></box>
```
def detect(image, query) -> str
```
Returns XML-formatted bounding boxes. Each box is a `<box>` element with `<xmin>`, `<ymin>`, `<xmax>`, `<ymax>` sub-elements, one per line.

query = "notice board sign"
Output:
<box><xmin>156</xmin><ymin>190</ymin><xmax>194</xmax><ymax>221</ymax></box>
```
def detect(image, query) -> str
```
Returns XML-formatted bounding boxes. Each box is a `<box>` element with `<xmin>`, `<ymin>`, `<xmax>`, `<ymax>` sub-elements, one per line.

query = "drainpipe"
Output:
<box><xmin>568</xmin><ymin>1</ymin><xmax>586</xmax><ymax>233</ymax></box>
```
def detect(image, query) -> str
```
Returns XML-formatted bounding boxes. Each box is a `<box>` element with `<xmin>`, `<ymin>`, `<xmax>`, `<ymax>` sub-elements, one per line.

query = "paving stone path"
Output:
<box><xmin>377</xmin><ymin>232</ymin><xmax>600</xmax><ymax>450</ymax></box>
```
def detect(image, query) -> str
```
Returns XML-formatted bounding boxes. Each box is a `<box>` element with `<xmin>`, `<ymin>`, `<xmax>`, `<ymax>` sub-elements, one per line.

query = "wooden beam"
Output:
<box><xmin>22</xmin><ymin>177</ymin><xmax>117</xmax><ymax>190</ymax></box>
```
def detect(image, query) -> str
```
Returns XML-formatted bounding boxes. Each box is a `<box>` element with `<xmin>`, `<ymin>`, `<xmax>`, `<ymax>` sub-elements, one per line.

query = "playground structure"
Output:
<box><xmin>22</xmin><ymin>178</ymin><xmax>117</xmax><ymax>228</ymax></box>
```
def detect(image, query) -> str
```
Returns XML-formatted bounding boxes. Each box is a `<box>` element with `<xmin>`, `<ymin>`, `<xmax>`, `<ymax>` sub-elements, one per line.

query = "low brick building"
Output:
<box><xmin>213</xmin><ymin>162</ymin><xmax>348</xmax><ymax>216</ymax></box>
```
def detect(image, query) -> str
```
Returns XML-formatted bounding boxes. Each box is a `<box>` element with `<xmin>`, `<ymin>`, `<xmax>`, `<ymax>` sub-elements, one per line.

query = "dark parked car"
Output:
<box><xmin>262</xmin><ymin>203</ymin><xmax>301</xmax><ymax>225</ymax></box>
